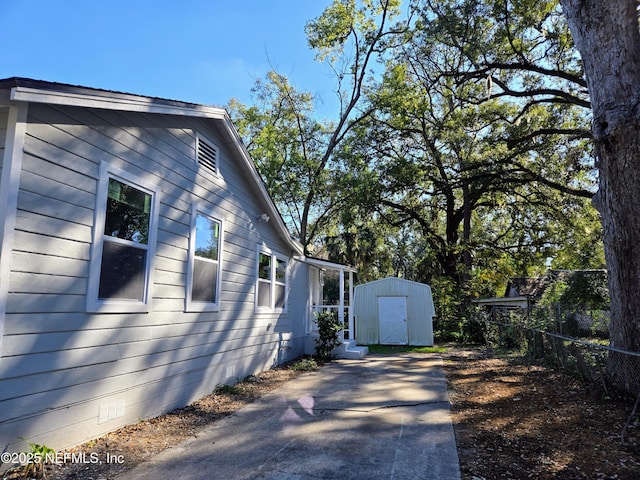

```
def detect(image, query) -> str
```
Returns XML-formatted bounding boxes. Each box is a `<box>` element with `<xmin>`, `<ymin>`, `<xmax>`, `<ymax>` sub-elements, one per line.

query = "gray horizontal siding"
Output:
<box><xmin>14</xmin><ymin>209</ymin><xmax>92</xmax><ymax>242</ymax></box>
<box><xmin>0</xmin><ymin>102</ymin><xmax>300</xmax><ymax>454</ymax></box>
<box><xmin>1</xmin><ymin>345</ymin><xmax>280</xmax><ymax>453</ymax></box>
<box><xmin>8</xmin><ymin>271</ymin><xmax>86</xmax><ymax>295</ymax></box>
<box><xmin>12</xmin><ymin>230</ymin><xmax>91</xmax><ymax>260</ymax></box>
<box><xmin>3</xmin><ymin>310</ymin><xmax>266</xmax><ymax>336</ymax></box>
<box><xmin>11</xmin><ymin>251</ymin><xmax>89</xmax><ymax>276</ymax></box>
<box><xmin>20</xmin><ymin>147</ymin><xmax>98</xmax><ymax>197</ymax></box>
<box><xmin>1</xmin><ymin>327</ymin><xmax>285</xmax><ymax>389</ymax></box>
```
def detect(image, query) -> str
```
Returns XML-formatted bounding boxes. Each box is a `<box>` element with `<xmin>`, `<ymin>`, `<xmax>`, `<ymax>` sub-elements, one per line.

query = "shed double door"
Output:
<box><xmin>378</xmin><ymin>296</ymin><xmax>408</xmax><ymax>345</ymax></box>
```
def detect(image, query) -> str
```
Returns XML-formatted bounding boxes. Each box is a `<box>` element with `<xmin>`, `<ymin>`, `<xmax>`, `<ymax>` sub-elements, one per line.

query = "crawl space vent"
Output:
<box><xmin>197</xmin><ymin>135</ymin><xmax>218</xmax><ymax>175</ymax></box>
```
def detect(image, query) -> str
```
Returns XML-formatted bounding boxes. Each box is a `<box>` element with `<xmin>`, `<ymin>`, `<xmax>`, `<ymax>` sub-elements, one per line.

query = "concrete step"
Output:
<box><xmin>340</xmin><ymin>340</ymin><xmax>368</xmax><ymax>359</ymax></box>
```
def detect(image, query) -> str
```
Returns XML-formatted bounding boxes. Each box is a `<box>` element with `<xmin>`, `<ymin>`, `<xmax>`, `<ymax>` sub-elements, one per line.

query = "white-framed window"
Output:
<box><xmin>256</xmin><ymin>247</ymin><xmax>288</xmax><ymax>312</ymax></box>
<box><xmin>186</xmin><ymin>205</ymin><xmax>223</xmax><ymax>312</ymax></box>
<box><xmin>87</xmin><ymin>163</ymin><xmax>159</xmax><ymax>313</ymax></box>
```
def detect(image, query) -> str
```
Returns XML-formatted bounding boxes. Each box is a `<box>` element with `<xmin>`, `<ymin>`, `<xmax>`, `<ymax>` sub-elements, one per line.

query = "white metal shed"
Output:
<box><xmin>353</xmin><ymin>277</ymin><xmax>435</xmax><ymax>346</ymax></box>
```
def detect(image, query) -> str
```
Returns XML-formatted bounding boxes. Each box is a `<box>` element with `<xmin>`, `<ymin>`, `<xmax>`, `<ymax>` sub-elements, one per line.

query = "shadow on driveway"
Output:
<box><xmin>119</xmin><ymin>354</ymin><xmax>461</xmax><ymax>480</ymax></box>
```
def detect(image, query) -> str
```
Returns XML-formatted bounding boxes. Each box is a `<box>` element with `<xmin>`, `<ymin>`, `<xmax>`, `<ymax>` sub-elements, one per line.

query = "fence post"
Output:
<box><xmin>557</xmin><ymin>303</ymin><xmax>562</xmax><ymax>334</ymax></box>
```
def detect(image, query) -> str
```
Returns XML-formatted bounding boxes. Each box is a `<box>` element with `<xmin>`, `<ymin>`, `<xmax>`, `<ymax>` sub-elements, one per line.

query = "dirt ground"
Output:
<box><xmin>3</xmin><ymin>348</ymin><xmax>639</xmax><ymax>480</ymax></box>
<box><xmin>445</xmin><ymin>348</ymin><xmax>640</xmax><ymax>479</ymax></box>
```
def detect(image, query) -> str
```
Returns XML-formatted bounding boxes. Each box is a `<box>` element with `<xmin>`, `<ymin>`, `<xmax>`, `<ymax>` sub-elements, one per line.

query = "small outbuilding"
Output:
<box><xmin>353</xmin><ymin>277</ymin><xmax>435</xmax><ymax>346</ymax></box>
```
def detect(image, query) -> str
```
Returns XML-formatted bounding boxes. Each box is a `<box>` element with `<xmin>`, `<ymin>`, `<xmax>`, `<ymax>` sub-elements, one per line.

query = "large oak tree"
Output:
<box><xmin>560</xmin><ymin>0</ymin><xmax>640</xmax><ymax>395</ymax></box>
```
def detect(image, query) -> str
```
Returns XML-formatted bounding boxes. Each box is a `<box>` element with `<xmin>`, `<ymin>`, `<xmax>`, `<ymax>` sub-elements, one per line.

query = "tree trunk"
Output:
<box><xmin>560</xmin><ymin>0</ymin><xmax>640</xmax><ymax>394</ymax></box>
<box><xmin>595</xmin><ymin>118</ymin><xmax>640</xmax><ymax>395</ymax></box>
<box><xmin>461</xmin><ymin>183</ymin><xmax>473</xmax><ymax>283</ymax></box>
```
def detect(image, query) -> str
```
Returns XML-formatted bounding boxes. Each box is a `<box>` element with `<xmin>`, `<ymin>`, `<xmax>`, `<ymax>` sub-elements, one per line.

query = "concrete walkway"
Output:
<box><xmin>118</xmin><ymin>354</ymin><xmax>461</xmax><ymax>480</ymax></box>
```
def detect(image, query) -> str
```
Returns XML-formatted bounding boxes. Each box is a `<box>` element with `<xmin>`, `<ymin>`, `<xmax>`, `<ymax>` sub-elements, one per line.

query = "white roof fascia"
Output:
<box><xmin>9</xmin><ymin>86</ymin><xmax>228</xmax><ymax>119</ymax></box>
<box><xmin>9</xmin><ymin>83</ymin><xmax>304</xmax><ymax>256</ymax></box>
<box><xmin>473</xmin><ymin>296</ymin><xmax>529</xmax><ymax>308</ymax></box>
<box><xmin>354</xmin><ymin>277</ymin><xmax>429</xmax><ymax>288</ymax></box>
<box><xmin>297</xmin><ymin>256</ymin><xmax>357</xmax><ymax>273</ymax></box>
<box><xmin>218</xmin><ymin>114</ymin><xmax>304</xmax><ymax>256</ymax></box>
<box><xmin>473</xmin><ymin>296</ymin><xmax>529</xmax><ymax>303</ymax></box>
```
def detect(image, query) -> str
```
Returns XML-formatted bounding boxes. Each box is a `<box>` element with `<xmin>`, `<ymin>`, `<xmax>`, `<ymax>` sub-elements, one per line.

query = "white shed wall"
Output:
<box><xmin>354</xmin><ymin>277</ymin><xmax>434</xmax><ymax>346</ymax></box>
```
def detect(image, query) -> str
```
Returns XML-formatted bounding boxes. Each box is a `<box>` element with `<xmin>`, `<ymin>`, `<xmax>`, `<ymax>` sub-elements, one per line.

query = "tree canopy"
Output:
<box><xmin>229</xmin><ymin>0</ymin><xmax>604</xmax><ymax>325</ymax></box>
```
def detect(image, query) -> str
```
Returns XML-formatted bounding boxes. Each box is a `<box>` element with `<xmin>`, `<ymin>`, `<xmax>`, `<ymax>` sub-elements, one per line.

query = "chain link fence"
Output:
<box><xmin>471</xmin><ymin>305</ymin><xmax>640</xmax><ymax>398</ymax></box>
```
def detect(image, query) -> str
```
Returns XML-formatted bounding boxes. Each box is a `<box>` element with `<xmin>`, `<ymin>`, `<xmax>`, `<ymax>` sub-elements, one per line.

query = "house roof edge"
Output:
<box><xmin>0</xmin><ymin>77</ymin><xmax>303</xmax><ymax>255</ymax></box>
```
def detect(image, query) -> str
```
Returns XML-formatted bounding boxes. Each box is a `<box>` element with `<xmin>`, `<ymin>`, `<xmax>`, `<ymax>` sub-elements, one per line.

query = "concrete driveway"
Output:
<box><xmin>118</xmin><ymin>354</ymin><xmax>461</xmax><ymax>480</ymax></box>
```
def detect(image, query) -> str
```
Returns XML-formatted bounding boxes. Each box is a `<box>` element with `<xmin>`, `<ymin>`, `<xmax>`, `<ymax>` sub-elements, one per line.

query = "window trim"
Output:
<box><xmin>87</xmin><ymin>162</ymin><xmax>159</xmax><ymax>313</ymax></box>
<box><xmin>185</xmin><ymin>204</ymin><xmax>224</xmax><ymax>312</ymax></box>
<box><xmin>255</xmin><ymin>246</ymin><xmax>289</xmax><ymax>313</ymax></box>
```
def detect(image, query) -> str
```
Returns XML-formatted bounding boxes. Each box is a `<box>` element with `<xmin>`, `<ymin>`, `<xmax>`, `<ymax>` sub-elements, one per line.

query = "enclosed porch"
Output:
<box><xmin>301</xmin><ymin>257</ymin><xmax>367</xmax><ymax>359</ymax></box>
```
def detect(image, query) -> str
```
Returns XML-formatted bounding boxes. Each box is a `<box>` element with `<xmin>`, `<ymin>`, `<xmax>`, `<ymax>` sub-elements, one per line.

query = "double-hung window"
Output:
<box><xmin>87</xmin><ymin>163</ymin><xmax>159</xmax><ymax>312</ymax></box>
<box><xmin>256</xmin><ymin>248</ymin><xmax>288</xmax><ymax>311</ymax></box>
<box><xmin>186</xmin><ymin>206</ymin><xmax>223</xmax><ymax>311</ymax></box>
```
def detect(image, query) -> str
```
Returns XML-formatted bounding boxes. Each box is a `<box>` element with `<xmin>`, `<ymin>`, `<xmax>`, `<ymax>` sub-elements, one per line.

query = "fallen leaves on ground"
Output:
<box><xmin>445</xmin><ymin>348</ymin><xmax>640</xmax><ymax>480</ymax></box>
<box><xmin>2</xmin><ymin>363</ymin><xmax>305</xmax><ymax>480</ymax></box>
<box><xmin>3</xmin><ymin>348</ymin><xmax>639</xmax><ymax>480</ymax></box>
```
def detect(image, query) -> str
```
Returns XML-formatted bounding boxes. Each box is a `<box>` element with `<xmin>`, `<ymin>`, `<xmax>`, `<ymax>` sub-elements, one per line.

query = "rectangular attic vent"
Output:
<box><xmin>197</xmin><ymin>134</ymin><xmax>218</xmax><ymax>175</ymax></box>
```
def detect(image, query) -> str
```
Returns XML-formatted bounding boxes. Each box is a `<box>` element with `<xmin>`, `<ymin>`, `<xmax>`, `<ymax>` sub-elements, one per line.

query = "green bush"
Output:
<box><xmin>289</xmin><ymin>357</ymin><xmax>318</xmax><ymax>371</ymax></box>
<box><xmin>214</xmin><ymin>383</ymin><xmax>241</xmax><ymax>395</ymax></box>
<box><xmin>314</xmin><ymin>311</ymin><xmax>343</xmax><ymax>359</ymax></box>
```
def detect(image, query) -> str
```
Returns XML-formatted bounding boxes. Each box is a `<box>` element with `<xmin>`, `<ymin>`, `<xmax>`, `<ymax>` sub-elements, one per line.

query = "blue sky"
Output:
<box><xmin>1</xmin><ymin>0</ymin><xmax>338</xmax><ymax>116</ymax></box>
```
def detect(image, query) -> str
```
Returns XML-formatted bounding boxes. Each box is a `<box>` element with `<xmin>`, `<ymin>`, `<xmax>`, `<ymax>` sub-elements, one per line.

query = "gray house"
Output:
<box><xmin>0</xmin><ymin>78</ymin><xmax>355</xmax><ymax>455</ymax></box>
